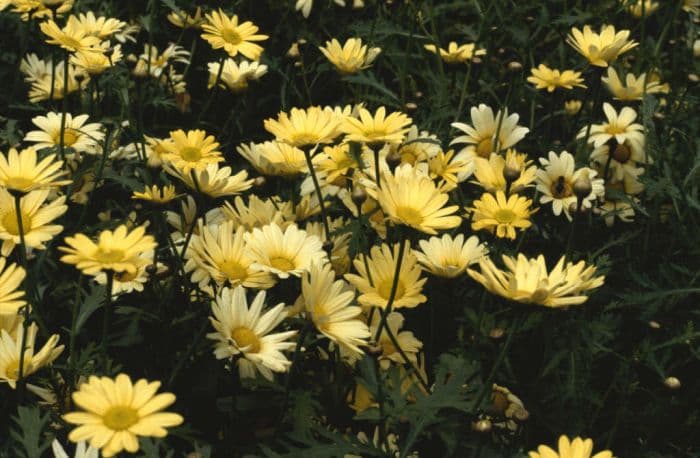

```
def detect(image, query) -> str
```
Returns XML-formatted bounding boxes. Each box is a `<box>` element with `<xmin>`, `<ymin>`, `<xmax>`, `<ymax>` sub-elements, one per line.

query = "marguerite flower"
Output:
<box><xmin>238</xmin><ymin>141</ymin><xmax>309</xmax><ymax>177</ymax></box>
<box><xmin>264</xmin><ymin>106</ymin><xmax>341</xmax><ymax>149</ymax></box>
<box><xmin>51</xmin><ymin>439</ymin><xmax>99</xmax><ymax>458</ymax></box>
<box><xmin>25</xmin><ymin>112</ymin><xmax>104</xmax><ymax>156</ymax></box>
<box><xmin>244</xmin><ymin>223</ymin><xmax>326</xmax><ymax>279</ymax></box>
<box><xmin>424</xmin><ymin>41</ymin><xmax>486</xmax><ymax>64</ymax></box>
<box><xmin>208</xmin><ymin>286</ymin><xmax>296</xmax><ymax>380</ymax></box>
<box><xmin>451</xmin><ymin>104</ymin><xmax>529</xmax><ymax>159</ymax></box>
<box><xmin>160</xmin><ymin>129</ymin><xmax>224</xmax><ymax>173</ymax></box>
<box><xmin>345</xmin><ymin>242</ymin><xmax>427</xmax><ymax>310</ymax></box>
<box><xmin>0</xmin><ymin>147</ymin><xmax>69</xmax><ymax>194</ymax></box>
<box><xmin>40</xmin><ymin>16</ymin><xmax>101</xmax><ymax>53</ymax></box>
<box><xmin>208</xmin><ymin>58</ymin><xmax>267</xmax><ymax>92</ymax></box>
<box><xmin>222</xmin><ymin>195</ymin><xmax>291</xmax><ymax>231</ymax></box>
<box><xmin>341</xmin><ymin>106</ymin><xmax>412</xmax><ymax>146</ymax></box>
<box><xmin>201</xmin><ymin>9</ymin><xmax>268</xmax><ymax>60</ymax></box>
<box><xmin>528</xmin><ymin>435</ymin><xmax>614</xmax><ymax>458</ymax></box>
<box><xmin>470</xmin><ymin>191</ymin><xmax>534</xmax><ymax>240</ymax></box>
<box><xmin>73</xmin><ymin>11</ymin><xmax>126</xmax><ymax>39</ymax></box>
<box><xmin>471</xmin><ymin>150</ymin><xmax>537</xmax><ymax>194</ymax></box>
<box><xmin>0</xmin><ymin>258</ymin><xmax>26</xmax><ymax>316</ymax></box>
<box><xmin>131</xmin><ymin>184</ymin><xmax>178</xmax><ymax>204</ymax></box>
<box><xmin>167</xmin><ymin>7</ymin><xmax>203</xmax><ymax>29</ymax></box>
<box><xmin>370</xmin><ymin>311</ymin><xmax>423</xmax><ymax>370</ymax></box>
<box><xmin>414</xmin><ymin>233</ymin><xmax>487</xmax><ymax>278</ymax></box>
<box><xmin>63</xmin><ymin>373</ymin><xmax>183</xmax><ymax>457</ymax></box>
<box><xmin>0</xmin><ymin>322</ymin><xmax>63</xmax><ymax>388</ymax></box>
<box><xmin>601</xmin><ymin>67</ymin><xmax>669</xmax><ymax>101</ymax></box>
<box><xmin>301</xmin><ymin>261</ymin><xmax>369</xmax><ymax>355</ymax></box>
<box><xmin>319</xmin><ymin>38</ymin><xmax>381</xmax><ymax>74</ymax></box>
<box><xmin>527</xmin><ymin>64</ymin><xmax>586</xmax><ymax>92</ymax></box>
<box><xmin>468</xmin><ymin>253</ymin><xmax>605</xmax><ymax>307</ymax></box>
<box><xmin>165</xmin><ymin>162</ymin><xmax>253</xmax><ymax>198</ymax></box>
<box><xmin>567</xmin><ymin>25</ymin><xmax>638</xmax><ymax>67</ymax></box>
<box><xmin>579</xmin><ymin>103</ymin><xmax>644</xmax><ymax>148</ymax></box>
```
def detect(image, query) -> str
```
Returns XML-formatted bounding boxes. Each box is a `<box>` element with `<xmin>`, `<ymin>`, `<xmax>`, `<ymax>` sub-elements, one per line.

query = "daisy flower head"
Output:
<box><xmin>368</xmin><ymin>163</ymin><xmax>461</xmax><ymax>235</ymax></box>
<box><xmin>167</xmin><ymin>7</ymin><xmax>204</xmax><ymax>29</ymax></box>
<box><xmin>161</xmin><ymin>129</ymin><xmax>224</xmax><ymax>173</ymax></box>
<box><xmin>529</xmin><ymin>435</ymin><xmax>614</xmax><ymax>458</ymax></box>
<box><xmin>95</xmin><ymin>252</ymin><xmax>161</xmax><ymax>296</ymax></box>
<box><xmin>207</xmin><ymin>286</ymin><xmax>296</xmax><ymax>380</ymax></box>
<box><xmin>345</xmin><ymin>242</ymin><xmax>427</xmax><ymax>310</ymax></box>
<box><xmin>414</xmin><ymin>233</ymin><xmax>487</xmax><ymax>278</ymax></box>
<box><xmin>527</xmin><ymin>64</ymin><xmax>586</xmax><ymax>92</ymax></box>
<box><xmin>73</xmin><ymin>11</ymin><xmax>126</xmax><ymax>39</ymax></box>
<box><xmin>627</xmin><ymin>0</ymin><xmax>660</xmax><ymax>18</ymax></box>
<box><xmin>427</xmin><ymin>149</ymin><xmax>475</xmax><ymax>191</ymax></box>
<box><xmin>40</xmin><ymin>15</ymin><xmax>101</xmax><ymax>52</ymax></box>
<box><xmin>263</xmin><ymin>106</ymin><xmax>342</xmax><ymax>149</ymax></box>
<box><xmin>244</xmin><ymin>223</ymin><xmax>326</xmax><ymax>279</ymax></box>
<box><xmin>51</xmin><ymin>439</ymin><xmax>99</xmax><ymax>458</ymax></box>
<box><xmin>468</xmin><ymin>253</ymin><xmax>605</xmax><ymax>308</ymax></box>
<box><xmin>166</xmin><ymin>162</ymin><xmax>253</xmax><ymax>198</ymax></box>
<box><xmin>131</xmin><ymin>184</ymin><xmax>178</xmax><ymax>204</ymax></box>
<box><xmin>208</xmin><ymin>58</ymin><xmax>268</xmax><ymax>93</ymax></box>
<box><xmin>451</xmin><ymin>104</ymin><xmax>529</xmax><ymax>160</ymax></box>
<box><xmin>341</xmin><ymin>106</ymin><xmax>412</xmax><ymax>147</ymax></box>
<box><xmin>0</xmin><ymin>147</ymin><xmax>69</xmax><ymax>194</ymax></box>
<box><xmin>25</xmin><ymin>112</ymin><xmax>104</xmax><ymax>156</ymax></box>
<box><xmin>424</xmin><ymin>41</ymin><xmax>486</xmax><ymax>64</ymax></box>
<box><xmin>472</xmin><ymin>150</ymin><xmax>537</xmax><ymax>194</ymax></box>
<box><xmin>59</xmin><ymin>225</ymin><xmax>157</xmax><ymax>276</ymax></box>
<box><xmin>601</xmin><ymin>67</ymin><xmax>669</xmax><ymax>101</ymax></box>
<box><xmin>63</xmin><ymin>373</ymin><xmax>183</xmax><ymax>457</ymax></box>
<box><xmin>222</xmin><ymin>195</ymin><xmax>292</xmax><ymax>231</ymax></box>
<box><xmin>567</xmin><ymin>25</ymin><xmax>638</xmax><ymax>67</ymax></box>
<box><xmin>185</xmin><ymin>221</ymin><xmax>276</xmax><ymax>292</ymax></box>
<box><xmin>369</xmin><ymin>311</ymin><xmax>423</xmax><ymax>370</ymax></box>
<box><xmin>0</xmin><ymin>188</ymin><xmax>67</xmax><ymax>256</ymax></box>
<box><xmin>0</xmin><ymin>322</ymin><xmax>63</xmax><ymax>388</ymax></box>
<box><xmin>319</xmin><ymin>37</ymin><xmax>381</xmax><ymax>75</ymax></box>
<box><xmin>536</xmin><ymin>150</ymin><xmax>604</xmax><ymax>220</ymax></box>
<box><xmin>70</xmin><ymin>43</ymin><xmax>122</xmax><ymax>76</ymax></box>
<box><xmin>0</xmin><ymin>257</ymin><xmax>26</xmax><ymax>316</ymax></box>
<box><xmin>470</xmin><ymin>191</ymin><xmax>534</xmax><ymax>240</ymax></box>
<box><xmin>579</xmin><ymin>103</ymin><xmax>644</xmax><ymax>148</ymax></box>
<box><xmin>301</xmin><ymin>261</ymin><xmax>370</xmax><ymax>355</ymax></box>
<box><xmin>201</xmin><ymin>9</ymin><xmax>269</xmax><ymax>61</ymax></box>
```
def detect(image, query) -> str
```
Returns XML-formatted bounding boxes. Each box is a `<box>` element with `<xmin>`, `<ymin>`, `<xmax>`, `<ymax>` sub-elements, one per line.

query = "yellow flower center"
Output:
<box><xmin>5</xmin><ymin>357</ymin><xmax>32</xmax><ymax>380</ymax></box>
<box><xmin>476</xmin><ymin>138</ymin><xmax>493</xmax><ymax>158</ymax></box>
<box><xmin>269</xmin><ymin>256</ymin><xmax>296</xmax><ymax>272</ymax></box>
<box><xmin>605</xmin><ymin>124</ymin><xmax>626</xmax><ymax>135</ymax></box>
<box><xmin>377</xmin><ymin>279</ymin><xmax>405</xmax><ymax>301</ymax></box>
<box><xmin>180</xmin><ymin>146</ymin><xmax>202</xmax><ymax>162</ymax></box>
<box><xmin>93</xmin><ymin>248</ymin><xmax>125</xmax><ymax>263</ymax></box>
<box><xmin>612</xmin><ymin>142</ymin><xmax>632</xmax><ymax>163</ymax></box>
<box><xmin>221</xmin><ymin>28</ymin><xmax>242</xmax><ymax>45</ymax></box>
<box><xmin>219</xmin><ymin>260</ymin><xmax>248</xmax><ymax>281</ymax></box>
<box><xmin>103</xmin><ymin>406</ymin><xmax>139</xmax><ymax>431</ymax></box>
<box><xmin>395</xmin><ymin>206</ymin><xmax>424</xmax><ymax>227</ymax></box>
<box><xmin>4</xmin><ymin>177</ymin><xmax>36</xmax><ymax>191</ymax></box>
<box><xmin>550</xmin><ymin>176</ymin><xmax>573</xmax><ymax>199</ymax></box>
<box><xmin>494</xmin><ymin>208</ymin><xmax>517</xmax><ymax>224</ymax></box>
<box><xmin>230</xmin><ymin>326</ymin><xmax>260</xmax><ymax>353</ymax></box>
<box><xmin>2</xmin><ymin>210</ymin><xmax>32</xmax><ymax>236</ymax></box>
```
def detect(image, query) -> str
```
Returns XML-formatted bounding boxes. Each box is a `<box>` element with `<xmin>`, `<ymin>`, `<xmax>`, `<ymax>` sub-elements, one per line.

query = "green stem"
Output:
<box><xmin>101</xmin><ymin>271</ymin><xmax>114</xmax><ymax>363</ymax></box>
<box><xmin>68</xmin><ymin>275</ymin><xmax>84</xmax><ymax>396</ymax></box>
<box><xmin>58</xmin><ymin>51</ymin><xmax>69</xmax><ymax>161</ymax></box>
<box><xmin>14</xmin><ymin>194</ymin><xmax>31</xmax><ymax>400</ymax></box>
<box><xmin>197</xmin><ymin>55</ymin><xmax>225</xmax><ymax>126</ymax></box>
<box><xmin>303</xmin><ymin>148</ymin><xmax>330</xmax><ymax>240</ymax></box>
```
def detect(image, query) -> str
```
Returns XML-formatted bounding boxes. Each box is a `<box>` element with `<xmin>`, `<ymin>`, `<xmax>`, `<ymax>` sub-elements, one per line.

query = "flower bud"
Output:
<box><xmin>471</xmin><ymin>419</ymin><xmax>492</xmax><ymax>433</ymax></box>
<box><xmin>573</xmin><ymin>173</ymin><xmax>592</xmax><ymax>200</ymax></box>
<box><xmin>564</xmin><ymin>100</ymin><xmax>582</xmax><ymax>116</ymax></box>
<box><xmin>507</xmin><ymin>61</ymin><xmax>523</xmax><ymax>72</ymax></box>
<box><xmin>664</xmin><ymin>376</ymin><xmax>681</xmax><ymax>390</ymax></box>
<box><xmin>351</xmin><ymin>186</ymin><xmax>367</xmax><ymax>206</ymax></box>
<box><xmin>489</xmin><ymin>327</ymin><xmax>505</xmax><ymax>340</ymax></box>
<box><xmin>253</xmin><ymin>176</ymin><xmax>266</xmax><ymax>187</ymax></box>
<box><xmin>386</xmin><ymin>151</ymin><xmax>402</xmax><ymax>168</ymax></box>
<box><xmin>503</xmin><ymin>164</ymin><xmax>521</xmax><ymax>184</ymax></box>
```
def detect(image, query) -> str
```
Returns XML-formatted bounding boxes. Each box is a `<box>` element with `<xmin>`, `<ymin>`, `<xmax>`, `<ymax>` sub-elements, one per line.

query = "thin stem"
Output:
<box><xmin>14</xmin><ymin>194</ymin><xmax>31</xmax><ymax>400</ymax></box>
<box><xmin>101</xmin><ymin>271</ymin><xmax>114</xmax><ymax>363</ymax></box>
<box><xmin>197</xmin><ymin>55</ymin><xmax>225</xmax><ymax>126</ymax></box>
<box><xmin>68</xmin><ymin>275</ymin><xmax>84</xmax><ymax>396</ymax></box>
<box><xmin>303</xmin><ymin>148</ymin><xmax>331</xmax><ymax>240</ymax></box>
<box><xmin>372</xmin><ymin>144</ymin><xmax>382</xmax><ymax>188</ymax></box>
<box><xmin>58</xmin><ymin>51</ymin><xmax>69</xmax><ymax>161</ymax></box>
<box><xmin>453</xmin><ymin>61</ymin><xmax>474</xmax><ymax>124</ymax></box>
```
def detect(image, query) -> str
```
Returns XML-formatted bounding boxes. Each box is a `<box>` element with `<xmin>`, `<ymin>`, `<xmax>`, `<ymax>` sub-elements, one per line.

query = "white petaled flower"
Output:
<box><xmin>369</xmin><ymin>311</ymin><xmax>423</xmax><ymax>370</ymax></box>
<box><xmin>414</xmin><ymin>234</ymin><xmax>488</xmax><ymax>278</ymax></box>
<box><xmin>244</xmin><ymin>223</ymin><xmax>327</xmax><ymax>279</ymax></box>
<box><xmin>451</xmin><ymin>104</ymin><xmax>529</xmax><ymax>160</ymax></box>
<box><xmin>25</xmin><ymin>112</ymin><xmax>104</xmax><ymax>156</ymax></box>
<box><xmin>579</xmin><ymin>103</ymin><xmax>644</xmax><ymax>148</ymax></box>
<box><xmin>536</xmin><ymin>151</ymin><xmax>604</xmax><ymax>221</ymax></box>
<box><xmin>208</xmin><ymin>58</ymin><xmax>268</xmax><ymax>93</ymax></box>
<box><xmin>301</xmin><ymin>261</ymin><xmax>370</xmax><ymax>355</ymax></box>
<box><xmin>165</xmin><ymin>162</ymin><xmax>254</xmax><ymax>198</ymax></box>
<box><xmin>207</xmin><ymin>286</ymin><xmax>296</xmax><ymax>381</ymax></box>
<box><xmin>589</xmin><ymin>136</ymin><xmax>648</xmax><ymax>183</ymax></box>
<box><xmin>51</xmin><ymin>439</ymin><xmax>99</xmax><ymax>458</ymax></box>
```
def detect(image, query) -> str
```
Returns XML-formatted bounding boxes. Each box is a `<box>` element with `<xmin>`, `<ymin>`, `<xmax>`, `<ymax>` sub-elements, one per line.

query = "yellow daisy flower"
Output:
<box><xmin>70</xmin><ymin>44</ymin><xmax>122</xmax><ymax>75</ymax></box>
<box><xmin>185</xmin><ymin>221</ymin><xmax>276</xmax><ymax>292</ymax></box>
<box><xmin>305</xmin><ymin>217</ymin><xmax>352</xmax><ymax>274</ymax></box>
<box><xmin>579</xmin><ymin>103</ymin><xmax>644</xmax><ymax>148</ymax></box>
<box><xmin>368</xmin><ymin>163</ymin><xmax>461</xmax><ymax>235</ymax></box>
<box><xmin>208</xmin><ymin>58</ymin><xmax>267</xmax><ymax>93</ymax></box>
<box><xmin>472</xmin><ymin>150</ymin><xmax>537</xmax><ymax>194</ymax></box>
<box><xmin>131</xmin><ymin>184</ymin><xmax>178</xmax><ymax>204</ymax></box>
<box><xmin>395</xmin><ymin>125</ymin><xmax>442</xmax><ymax>164</ymax></box>
<box><xmin>95</xmin><ymin>253</ymin><xmax>161</xmax><ymax>296</ymax></box>
<box><xmin>0</xmin><ymin>147</ymin><xmax>69</xmax><ymax>194</ymax></box>
<box><xmin>237</xmin><ymin>141</ymin><xmax>308</xmax><ymax>177</ymax></box>
<box><xmin>414</xmin><ymin>233</ymin><xmax>487</xmax><ymax>278</ymax></box>
<box><xmin>244</xmin><ymin>223</ymin><xmax>326</xmax><ymax>279</ymax></box>
<box><xmin>264</xmin><ymin>106</ymin><xmax>342</xmax><ymax>149</ymax></box>
<box><xmin>201</xmin><ymin>9</ymin><xmax>269</xmax><ymax>60</ymax></box>
<box><xmin>25</xmin><ymin>112</ymin><xmax>104</xmax><ymax>156</ymax></box>
<box><xmin>39</xmin><ymin>16</ymin><xmax>101</xmax><ymax>52</ymax></box>
<box><xmin>0</xmin><ymin>258</ymin><xmax>26</xmax><ymax>316</ymax></box>
<box><xmin>467</xmin><ymin>253</ymin><xmax>605</xmax><ymax>307</ymax></box>
<box><xmin>222</xmin><ymin>195</ymin><xmax>292</xmax><ymax>231</ymax></box>
<box><xmin>527</xmin><ymin>64</ymin><xmax>586</xmax><ymax>92</ymax></box>
<box><xmin>601</xmin><ymin>67</ymin><xmax>669</xmax><ymax>101</ymax></box>
<box><xmin>63</xmin><ymin>373</ymin><xmax>184</xmax><ymax>457</ymax></box>
<box><xmin>369</xmin><ymin>311</ymin><xmax>423</xmax><ymax>370</ymax></box>
<box><xmin>319</xmin><ymin>38</ymin><xmax>381</xmax><ymax>75</ymax></box>
<box><xmin>567</xmin><ymin>25</ymin><xmax>638</xmax><ymax>67</ymax></box>
<box><xmin>427</xmin><ymin>149</ymin><xmax>475</xmax><ymax>191</ymax></box>
<box><xmin>627</xmin><ymin>0</ymin><xmax>660</xmax><ymax>18</ymax></box>
<box><xmin>345</xmin><ymin>242</ymin><xmax>427</xmax><ymax>310</ymax></box>
<box><xmin>208</xmin><ymin>286</ymin><xmax>297</xmax><ymax>380</ymax></box>
<box><xmin>424</xmin><ymin>41</ymin><xmax>486</xmax><ymax>64</ymax></box>
<box><xmin>73</xmin><ymin>11</ymin><xmax>126</xmax><ymax>39</ymax></box>
<box><xmin>470</xmin><ymin>191</ymin><xmax>534</xmax><ymax>240</ymax></box>
<box><xmin>301</xmin><ymin>261</ymin><xmax>370</xmax><ymax>355</ymax></box>
<box><xmin>166</xmin><ymin>162</ymin><xmax>253</xmax><ymax>198</ymax></box>
<box><xmin>167</xmin><ymin>7</ymin><xmax>204</xmax><ymax>29</ymax></box>
<box><xmin>161</xmin><ymin>129</ymin><xmax>224</xmax><ymax>173</ymax></box>
<box><xmin>0</xmin><ymin>188</ymin><xmax>67</xmax><ymax>256</ymax></box>
<box><xmin>529</xmin><ymin>435</ymin><xmax>614</xmax><ymax>458</ymax></box>
<box><xmin>341</xmin><ymin>106</ymin><xmax>412</xmax><ymax>146</ymax></box>
<box><xmin>59</xmin><ymin>224</ymin><xmax>157</xmax><ymax>276</ymax></box>
<box><xmin>451</xmin><ymin>104</ymin><xmax>529</xmax><ymax>160</ymax></box>
<box><xmin>0</xmin><ymin>322</ymin><xmax>63</xmax><ymax>389</ymax></box>
<box><xmin>25</xmin><ymin>58</ymin><xmax>84</xmax><ymax>103</ymax></box>
<box><xmin>9</xmin><ymin>0</ymin><xmax>73</xmax><ymax>21</ymax></box>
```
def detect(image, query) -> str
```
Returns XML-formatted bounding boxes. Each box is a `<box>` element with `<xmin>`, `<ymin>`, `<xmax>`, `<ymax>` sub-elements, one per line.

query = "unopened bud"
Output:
<box><xmin>688</xmin><ymin>73</ymin><xmax>699</xmax><ymax>83</ymax></box>
<box><xmin>489</xmin><ymin>327</ymin><xmax>505</xmax><ymax>340</ymax></box>
<box><xmin>573</xmin><ymin>174</ymin><xmax>592</xmax><ymax>200</ymax></box>
<box><xmin>507</xmin><ymin>61</ymin><xmax>523</xmax><ymax>72</ymax></box>
<box><xmin>145</xmin><ymin>264</ymin><xmax>158</xmax><ymax>276</ymax></box>
<box><xmin>405</xmin><ymin>102</ymin><xmax>418</xmax><ymax>111</ymax></box>
<box><xmin>564</xmin><ymin>100</ymin><xmax>582</xmax><ymax>116</ymax></box>
<box><xmin>386</xmin><ymin>151</ymin><xmax>402</xmax><ymax>168</ymax></box>
<box><xmin>253</xmin><ymin>176</ymin><xmax>266</xmax><ymax>187</ymax></box>
<box><xmin>351</xmin><ymin>186</ymin><xmax>367</xmax><ymax>206</ymax></box>
<box><xmin>471</xmin><ymin>57</ymin><xmax>483</xmax><ymax>65</ymax></box>
<box><xmin>503</xmin><ymin>164</ymin><xmax>521</xmax><ymax>183</ymax></box>
<box><xmin>74</xmin><ymin>72</ymin><xmax>86</xmax><ymax>83</ymax></box>
<box><xmin>471</xmin><ymin>419</ymin><xmax>492</xmax><ymax>433</ymax></box>
<box><xmin>648</xmin><ymin>320</ymin><xmax>661</xmax><ymax>329</ymax></box>
<box><xmin>664</xmin><ymin>376</ymin><xmax>681</xmax><ymax>390</ymax></box>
